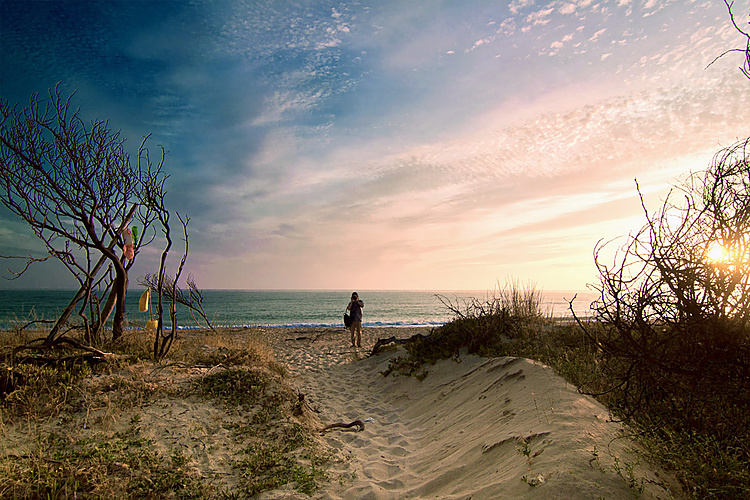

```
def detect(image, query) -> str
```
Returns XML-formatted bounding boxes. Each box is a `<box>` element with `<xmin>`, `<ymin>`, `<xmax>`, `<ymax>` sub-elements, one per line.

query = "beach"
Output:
<box><xmin>1</xmin><ymin>325</ymin><xmax>680</xmax><ymax>499</ymax></box>
<box><xmin>256</xmin><ymin>326</ymin><xmax>678</xmax><ymax>499</ymax></box>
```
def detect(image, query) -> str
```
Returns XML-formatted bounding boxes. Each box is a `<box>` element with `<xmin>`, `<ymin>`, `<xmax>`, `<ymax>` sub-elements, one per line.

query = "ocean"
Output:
<box><xmin>0</xmin><ymin>289</ymin><xmax>598</xmax><ymax>330</ymax></box>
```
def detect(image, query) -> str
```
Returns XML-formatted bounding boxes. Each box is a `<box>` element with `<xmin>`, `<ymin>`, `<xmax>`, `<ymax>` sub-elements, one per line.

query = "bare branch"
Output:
<box><xmin>1</xmin><ymin>87</ymin><xmax>172</xmax><ymax>346</ymax></box>
<box><xmin>591</xmin><ymin>137</ymin><xmax>750</xmax><ymax>427</ymax></box>
<box><xmin>0</xmin><ymin>253</ymin><xmax>58</xmax><ymax>279</ymax></box>
<box><xmin>707</xmin><ymin>1</ymin><xmax>750</xmax><ymax>78</ymax></box>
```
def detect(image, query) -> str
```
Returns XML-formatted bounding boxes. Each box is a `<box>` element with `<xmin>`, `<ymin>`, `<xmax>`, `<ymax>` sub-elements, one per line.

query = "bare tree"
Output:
<box><xmin>583</xmin><ymin>138</ymin><xmax>750</xmax><ymax>438</ymax></box>
<box><xmin>709</xmin><ymin>1</ymin><xmax>750</xmax><ymax>78</ymax></box>
<box><xmin>0</xmin><ymin>87</ymin><xmax>168</xmax><ymax>346</ymax></box>
<box><xmin>580</xmin><ymin>0</ymin><xmax>750</xmax><ymax>429</ymax></box>
<box><xmin>138</xmin><ymin>211</ymin><xmax>214</xmax><ymax>360</ymax></box>
<box><xmin>568</xmin><ymin>10</ymin><xmax>750</xmax><ymax>493</ymax></box>
<box><xmin>139</xmin><ymin>272</ymin><xmax>215</xmax><ymax>332</ymax></box>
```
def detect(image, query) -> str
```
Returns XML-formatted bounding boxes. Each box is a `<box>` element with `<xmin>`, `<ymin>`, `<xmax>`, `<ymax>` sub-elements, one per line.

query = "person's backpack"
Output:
<box><xmin>344</xmin><ymin>312</ymin><xmax>352</xmax><ymax>328</ymax></box>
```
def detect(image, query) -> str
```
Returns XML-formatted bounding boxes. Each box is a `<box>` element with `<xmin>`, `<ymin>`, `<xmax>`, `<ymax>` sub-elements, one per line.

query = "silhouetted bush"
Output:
<box><xmin>583</xmin><ymin>138</ymin><xmax>750</xmax><ymax>498</ymax></box>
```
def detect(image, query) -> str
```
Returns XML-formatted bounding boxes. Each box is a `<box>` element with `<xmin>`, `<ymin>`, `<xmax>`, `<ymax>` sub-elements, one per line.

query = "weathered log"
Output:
<box><xmin>8</xmin><ymin>336</ymin><xmax>131</xmax><ymax>366</ymax></box>
<box><xmin>320</xmin><ymin>419</ymin><xmax>365</xmax><ymax>434</ymax></box>
<box><xmin>370</xmin><ymin>333</ymin><xmax>430</xmax><ymax>356</ymax></box>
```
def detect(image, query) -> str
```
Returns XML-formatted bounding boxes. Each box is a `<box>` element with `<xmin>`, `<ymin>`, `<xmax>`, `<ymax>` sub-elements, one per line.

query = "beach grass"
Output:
<box><xmin>2</xmin><ymin>285</ymin><xmax>748</xmax><ymax>498</ymax></box>
<box><xmin>389</xmin><ymin>283</ymin><xmax>749</xmax><ymax>500</ymax></box>
<box><xmin>0</xmin><ymin>327</ymin><xmax>326</xmax><ymax>499</ymax></box>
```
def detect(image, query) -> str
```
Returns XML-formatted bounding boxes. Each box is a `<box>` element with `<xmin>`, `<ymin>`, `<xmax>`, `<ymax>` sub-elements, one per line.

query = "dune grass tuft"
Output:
<box><xmin>389</xmin><ymin>280</ymin><xmax>749</xmax><ymax>500</ymax></box>
<box><xmin>0</xmin><ymin>327</ymin><xmax>326</xmax><ymax>499</ymax></box>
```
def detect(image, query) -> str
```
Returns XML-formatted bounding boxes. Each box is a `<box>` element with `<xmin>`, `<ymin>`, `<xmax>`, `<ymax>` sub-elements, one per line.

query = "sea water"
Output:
<box><xmin>0</xmin><ymin>289</ymin><xmax>598</xmax><ymax>330</ymax></box>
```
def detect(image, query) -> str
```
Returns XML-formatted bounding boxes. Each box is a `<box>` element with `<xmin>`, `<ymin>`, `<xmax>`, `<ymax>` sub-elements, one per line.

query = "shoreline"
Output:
<box><xmin>0</xmin><ymin>289</ymin><xmax>598</xmax><ymax>331</ymax></box>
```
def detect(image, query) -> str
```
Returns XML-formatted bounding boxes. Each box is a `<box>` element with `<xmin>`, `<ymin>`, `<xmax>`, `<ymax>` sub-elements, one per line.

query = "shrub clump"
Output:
<box><xmin>385</xmin><ymin>280</ymin><xmax>554</xmax><ymax>377</ymax></box>
<box><xmin>583</xmin><ymin>138</ymin><xmax>750</xmax><ymax>499</ymax></box>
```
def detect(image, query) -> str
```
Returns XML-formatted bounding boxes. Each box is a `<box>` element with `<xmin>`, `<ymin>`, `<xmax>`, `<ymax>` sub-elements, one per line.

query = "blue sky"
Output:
<box><xmin>1</xmin><ymin>0</ymin><xmax>749</xmax><ymax>291</ymax></box>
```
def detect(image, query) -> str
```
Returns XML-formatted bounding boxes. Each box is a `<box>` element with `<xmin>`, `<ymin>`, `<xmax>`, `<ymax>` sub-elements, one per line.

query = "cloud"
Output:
<box><xmin>509</xmin><ymin>0</ymin><xmax>535</xmax><ymax>15</ymax></box>
<box><xmin>589</xmin><ymin>28</ymin><xmax>607</xmax><ymax>42</ymax></box>
<box><xmin>210</xmin><ymin>66</ymin><xmax>748</xmax><ymax>286</ymax></box>
<box><xmin>2</xmin><ymin>0</ymin><xmax>749</xmax><ymax>290</ymax></box>
<box><xmin>559</xmin><ymin>3</ymin><xmax>577</xmax><ymax>15</ymax></box>
<box><xmin>525</xmin><ymin>7</ymin><xmax>555</xmax><ymax>27</ymax></box>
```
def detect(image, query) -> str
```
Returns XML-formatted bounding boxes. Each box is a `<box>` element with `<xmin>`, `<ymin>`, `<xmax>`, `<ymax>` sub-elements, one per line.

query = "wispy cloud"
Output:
<box><xmin>1</xmin><ymin>0</ymin><xmax>749</xmax><ymax>290</ymax></box>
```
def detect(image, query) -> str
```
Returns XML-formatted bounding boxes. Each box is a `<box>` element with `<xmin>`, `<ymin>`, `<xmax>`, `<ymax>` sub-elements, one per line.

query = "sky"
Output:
<box><xmin>1</xmin><ymin>0</ymin><xmax>749</xmax><ymax>292</ymax></box>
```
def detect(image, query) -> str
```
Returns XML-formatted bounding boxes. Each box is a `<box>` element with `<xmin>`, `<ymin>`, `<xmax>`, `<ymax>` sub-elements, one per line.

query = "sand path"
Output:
<box><xmin>260</xmin><ymin>327</ymin><xmax>680</xmax><ymax>500</ymax></box>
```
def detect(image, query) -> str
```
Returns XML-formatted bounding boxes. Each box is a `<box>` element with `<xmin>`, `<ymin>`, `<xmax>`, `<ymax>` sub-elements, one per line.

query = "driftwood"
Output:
<box><xmin>320</xmin><ymin>419</ymin><xmax>365</xmax><ymax>434</ymax></box>
<box><xmin>7</xmin><ymin>336</ymin><xmax>132</xmax><ymax>367</ymax></box>
<box><xmin>370</xmin><ymin>333</ymin><xmax>430</xmax><ymax>356</ymax></box>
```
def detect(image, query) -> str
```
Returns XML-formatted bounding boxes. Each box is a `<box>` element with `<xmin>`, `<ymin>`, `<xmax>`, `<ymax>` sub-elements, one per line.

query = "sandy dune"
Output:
<box><xmin>259</xmin><ymin>326</ymin><xmax>680</xmax><ymax>500</ymax></box>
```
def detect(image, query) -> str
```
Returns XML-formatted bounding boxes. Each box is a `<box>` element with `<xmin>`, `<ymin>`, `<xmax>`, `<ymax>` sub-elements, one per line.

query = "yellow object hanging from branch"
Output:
<box><xmin>139</xmin><ymin>288</ymin><xmax>150</xmax><ymax>312</ymax></box>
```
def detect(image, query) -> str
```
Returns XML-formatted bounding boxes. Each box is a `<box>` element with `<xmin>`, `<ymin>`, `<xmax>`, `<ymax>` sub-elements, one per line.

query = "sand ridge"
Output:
<box><xmin>258</xmin><ymin>326</ymin><xmax>681</xmax><ymax>500</ymax></box>
<box><xmin>0</xmin><ymin>325</ymin><xmax>681</xmax><ymax>498</ymax></box>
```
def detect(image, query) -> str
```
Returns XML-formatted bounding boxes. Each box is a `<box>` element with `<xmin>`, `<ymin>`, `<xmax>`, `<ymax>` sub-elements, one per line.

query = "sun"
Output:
<box><xmin>706</xmin><ymin>241</ymin><xmax>730</xmax><ymax>263</ymax></box>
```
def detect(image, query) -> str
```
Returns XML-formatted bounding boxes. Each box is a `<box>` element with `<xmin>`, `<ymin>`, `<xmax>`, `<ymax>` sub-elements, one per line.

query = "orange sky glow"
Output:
<box><xmin>1</xmin><ymin>0</ymin><xmax>749</xmax><ymax>292</ymax></box>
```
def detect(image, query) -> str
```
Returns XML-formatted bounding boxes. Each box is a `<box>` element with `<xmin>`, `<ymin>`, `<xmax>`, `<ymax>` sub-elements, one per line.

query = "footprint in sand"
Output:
<box><xmin>263</xmin><ymin>327</ymin><xmax>677</xmax><ymax>500</ymax></box>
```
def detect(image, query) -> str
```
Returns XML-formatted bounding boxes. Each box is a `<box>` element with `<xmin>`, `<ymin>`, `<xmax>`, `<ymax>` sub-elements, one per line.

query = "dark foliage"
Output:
<box><xmin>581</xmin><ymin>138</ymin><xmax>750</xmax><ymax>498</ymax></box>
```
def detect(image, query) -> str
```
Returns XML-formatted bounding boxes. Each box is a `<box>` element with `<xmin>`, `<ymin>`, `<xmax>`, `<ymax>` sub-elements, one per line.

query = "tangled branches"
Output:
<box><xmin>584</xmin><ymin>139</ymin><xmax>750</xmax><ymax>442</ymax></box>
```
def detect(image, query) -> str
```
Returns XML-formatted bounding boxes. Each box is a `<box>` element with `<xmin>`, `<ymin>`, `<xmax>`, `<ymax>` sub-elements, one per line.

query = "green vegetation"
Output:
<box><xmin>3</xmin><ymin>431</ymin><xmax>209</xmax><ymax>499</ymax></box>
<box><xmin>0</xmin><ymin>328</ymin><xmax>327</xmax><ymax>499</ymax></box>
<box><xmin>234</xmin><ymin>425</ymin><xmax>328</xmax><ymax>497</ymax></box>
<box><xmin>198</xmin><ymin>367</ymin><xmax>329</xmax><ymax>497</ymax></box>
<box><xmin>384</xmin><ymin>280</ymin><xmax>568</xmax><ymax>377</ymax></box>
<box><xmin>386</xmin><ymin>278</ymin><xmax>749</xmax><ymax>499</ymax></box>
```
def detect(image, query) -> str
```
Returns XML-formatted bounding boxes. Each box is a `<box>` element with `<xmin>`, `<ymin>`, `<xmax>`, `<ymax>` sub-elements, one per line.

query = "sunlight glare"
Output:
<box><xmin>706</xmin><ymin>241</ymin><xmax>729</xmax><ymax>263</ymax></box>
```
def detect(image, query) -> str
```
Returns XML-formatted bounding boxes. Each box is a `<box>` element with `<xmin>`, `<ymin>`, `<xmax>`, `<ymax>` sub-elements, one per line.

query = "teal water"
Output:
<box><xmin>0</xmin><ymin>289</ymin><xmax>597</xmax><ymax>330</ymax></box>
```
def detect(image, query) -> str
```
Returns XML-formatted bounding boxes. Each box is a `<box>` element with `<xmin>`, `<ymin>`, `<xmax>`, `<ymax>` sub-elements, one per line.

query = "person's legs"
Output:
<box><xmin>349</xmin><ymin>323</ymin><xmax>356</xmax><ymax>347</ymax></box>
<box><xmin>355</xmin><ymin>321</ymin><xmax>362</xmax><ymax>347</ymax></box>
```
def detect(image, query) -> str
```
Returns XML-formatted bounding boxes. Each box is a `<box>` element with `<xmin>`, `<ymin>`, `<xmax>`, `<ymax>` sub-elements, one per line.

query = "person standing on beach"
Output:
<box><xmin>347</xmin><ymin>292</ymin><xmax>364</xmax><ymax>348</ymax></box>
